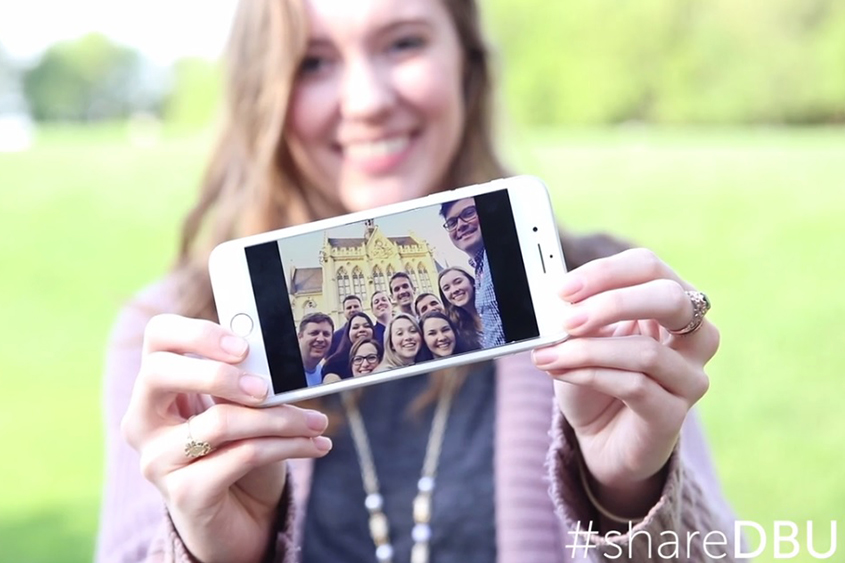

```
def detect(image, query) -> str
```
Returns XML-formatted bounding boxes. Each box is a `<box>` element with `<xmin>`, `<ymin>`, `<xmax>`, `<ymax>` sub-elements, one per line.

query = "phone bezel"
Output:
<box><xmin>209</xmin><ymin>175</ymin><xmax>569</xmax><ymax>406</ymax></box>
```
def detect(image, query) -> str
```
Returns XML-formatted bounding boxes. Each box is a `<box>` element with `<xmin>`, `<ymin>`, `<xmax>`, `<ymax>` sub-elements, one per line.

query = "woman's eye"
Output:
<box><xmin>390</xmin><ymin>35</ymin><xmax>425</xmax><ymax>53</ymax></box>
<box><xmin>299</xmin><ymin>55</ymin><xmax>328</xmax><ymax>75</ymax></box>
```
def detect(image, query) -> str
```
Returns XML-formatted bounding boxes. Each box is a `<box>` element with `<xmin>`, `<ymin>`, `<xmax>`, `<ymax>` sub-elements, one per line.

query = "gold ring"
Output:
<box><xmin>669</xmin><ymin>291</ymin><xmax>711</xmax><ymax>336</ymax></box>
<box><xmin>184</xmin><ymin>415</ymin><xmax>213</xmax><ymax>459</ymax></box>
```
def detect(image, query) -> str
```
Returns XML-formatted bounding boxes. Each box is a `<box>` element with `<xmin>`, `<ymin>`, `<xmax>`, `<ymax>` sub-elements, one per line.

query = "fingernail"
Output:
<box><xmin>221</xmin><ymin>335</ymin><xmax>248</xmax><ymax>357</ymax></box>
<box><xmin>306</xmin><ymin>410</ymin><xmax>329</xmax><ymax>432</ymax></box>
<box><xmin>532</xmin><ymin>348</ymin><xmax>556</xmax><ymax>366</ymax></box>
<box><xmin>564</xmin><ymin>311</ymin><xmax>589</xmax><ymax>331</ymax></box>
<box><xmin>239</xmin><ymin>374</ymin><xmax>268</xmax><ymax>399</ymax></box>
<box><xmin>560</xmin><ymin>276</ymin><xmax>583</xmax><ymax>298</ymax></box>
<box><xmin>313</xmin><ymin>436</ymin><xmax>333</xmax><ymax>452</ymax></box>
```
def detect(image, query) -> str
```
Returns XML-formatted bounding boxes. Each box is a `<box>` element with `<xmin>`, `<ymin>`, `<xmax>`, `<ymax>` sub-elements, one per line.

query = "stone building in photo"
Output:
<box><xmin>288</xmin><ymin>220</ymin><xmax>443</xmax><ymax>327</ymax></box>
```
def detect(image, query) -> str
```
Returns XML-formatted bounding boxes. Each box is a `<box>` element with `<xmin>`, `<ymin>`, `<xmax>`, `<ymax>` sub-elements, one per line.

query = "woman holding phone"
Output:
<box><xmin>99</xmin><ymin>0</ymin><xmax>732</xmax><ymax>561</ymax></box>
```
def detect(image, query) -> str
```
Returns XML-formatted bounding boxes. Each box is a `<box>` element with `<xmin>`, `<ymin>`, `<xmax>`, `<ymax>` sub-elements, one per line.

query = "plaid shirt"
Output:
<box><xmin>471</xmin><ymin>248</ymin><xmax>505</xmax><ymax>348</ymax></box>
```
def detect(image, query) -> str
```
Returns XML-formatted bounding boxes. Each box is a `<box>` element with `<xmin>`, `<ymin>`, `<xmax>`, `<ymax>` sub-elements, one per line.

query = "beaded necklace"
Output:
<box><xmin>341</xmin><ymin>378</ymin><xmax>458</xmax><ymax>563</ymax></box>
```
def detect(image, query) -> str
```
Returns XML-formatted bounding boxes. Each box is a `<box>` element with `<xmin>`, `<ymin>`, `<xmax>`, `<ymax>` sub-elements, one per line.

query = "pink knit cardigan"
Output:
<box><xmin>95</xmin><ymin>280</ymin><xmax>737</xmax><ymax>563</ymax></box>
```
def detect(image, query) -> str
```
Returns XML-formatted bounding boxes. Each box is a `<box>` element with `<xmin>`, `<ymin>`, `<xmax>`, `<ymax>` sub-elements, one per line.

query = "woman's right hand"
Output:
<box><xmin>121</xmin><ymin>314</ymin><xmax>333</xmax><ymax>563</ymax></box>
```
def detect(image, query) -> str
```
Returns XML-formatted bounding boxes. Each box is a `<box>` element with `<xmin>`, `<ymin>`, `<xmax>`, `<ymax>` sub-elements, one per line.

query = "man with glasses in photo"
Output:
<box><xmin>440</xmin><ymin>198</ymin><xmax>505</xmax><ymax>347</ymax></box>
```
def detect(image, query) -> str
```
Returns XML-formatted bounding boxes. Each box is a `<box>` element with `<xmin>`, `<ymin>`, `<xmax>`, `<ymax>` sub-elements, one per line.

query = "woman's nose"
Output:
<box><xmin>341</xmin><ymin>58</ymin><xmax>395</xmax><ymax>121</ymax></box>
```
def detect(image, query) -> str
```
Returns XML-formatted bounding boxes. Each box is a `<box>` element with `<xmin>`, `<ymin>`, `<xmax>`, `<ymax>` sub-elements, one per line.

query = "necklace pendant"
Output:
<box><xmin>411</xmin><ymin>541</ymin><xmax>429</xmax><ymax>563</ymax></box>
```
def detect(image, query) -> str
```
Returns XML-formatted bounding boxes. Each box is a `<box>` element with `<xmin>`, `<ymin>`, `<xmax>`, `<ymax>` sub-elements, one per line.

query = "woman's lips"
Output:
<box><xmin>342</xmin><ymin>134</ymin><xmax>413</xmax><ymax>175</ymax></box>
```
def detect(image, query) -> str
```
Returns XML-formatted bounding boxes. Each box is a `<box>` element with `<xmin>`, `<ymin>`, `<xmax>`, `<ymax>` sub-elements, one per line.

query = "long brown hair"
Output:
<box><xmin>437</xmin><ymin>266</ymin><xmax>481</xmax><ymax>349</ymax></box>
<box><xmin>171</xmin><ymin>0</ymin><xmax>506</xmax><ymax>411</ymax></box>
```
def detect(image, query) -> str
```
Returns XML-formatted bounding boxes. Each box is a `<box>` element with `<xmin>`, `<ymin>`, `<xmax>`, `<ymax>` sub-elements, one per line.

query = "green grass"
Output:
<box><xmin>1</xmin><ymin>124</ymin><xmax>843</xmax><ymax>562</ymax></box>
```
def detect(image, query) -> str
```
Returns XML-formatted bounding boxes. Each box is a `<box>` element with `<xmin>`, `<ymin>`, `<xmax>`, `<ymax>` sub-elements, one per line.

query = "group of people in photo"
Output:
<box><xmin>295</xmin><ymin>197</ymin><xmax>505</xmax><ymax>386</ymax></box>
<box><xmin>296</xmin><ymin>269</ymin><xmax>476</xmax><ymax>385</ymax></box>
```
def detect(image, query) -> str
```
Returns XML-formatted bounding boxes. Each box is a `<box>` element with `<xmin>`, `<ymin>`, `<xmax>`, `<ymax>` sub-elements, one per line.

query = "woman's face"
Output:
<box><xmin>288</xmin><ymin>0</ymin><xmax>465</xmax><ymax>211</ymax></box>
<box><xmin>423</xmin><ymin>317</ymin><xmax>455</xmax><ymax>357</ymax></box>
<box><xmin>351</xmin><ymin>343</ymin><xmax>381</xmax><ymax>376</ymax></box>
<box><xmin>349</xmin><ymin>316</ymin><xmax>374</xmax><ymax>343</ymax></box>
<box><xmin>440</xmin><ymin>270</ymin><xmax>473</xmax><ymax>308</ymax></box>
<box><xmin>390</xmin><ymin>318</ymin><xmax>421</xmax><ymax>362</ymax></box>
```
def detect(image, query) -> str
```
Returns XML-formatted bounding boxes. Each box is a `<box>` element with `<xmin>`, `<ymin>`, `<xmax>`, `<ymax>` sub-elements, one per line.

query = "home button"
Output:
<box><xmin>230</xmin><ymin>313</ymin><xmax>254</xmax><ymax>336</ymax></box>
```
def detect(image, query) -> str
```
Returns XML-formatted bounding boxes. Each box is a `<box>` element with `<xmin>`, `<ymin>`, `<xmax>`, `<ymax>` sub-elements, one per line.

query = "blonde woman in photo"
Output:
<box><xmin>377</xmin><ymin>313</ymin><xmax>431</xmax><ymax>371</ymax></box>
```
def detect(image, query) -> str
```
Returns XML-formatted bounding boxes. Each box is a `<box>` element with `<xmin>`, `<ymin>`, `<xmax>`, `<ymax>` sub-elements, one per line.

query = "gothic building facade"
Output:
<box><xmin>288</xmin><ymin>220</ymin><xmax>443</xmax><ymax>327</ymax></box>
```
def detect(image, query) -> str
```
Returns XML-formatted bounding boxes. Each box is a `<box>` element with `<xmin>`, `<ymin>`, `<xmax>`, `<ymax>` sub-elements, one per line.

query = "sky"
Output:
<box><xmin>0</xmin><ymin>1</ymin><xmax>238</xmax><ymax>64</ymax></box>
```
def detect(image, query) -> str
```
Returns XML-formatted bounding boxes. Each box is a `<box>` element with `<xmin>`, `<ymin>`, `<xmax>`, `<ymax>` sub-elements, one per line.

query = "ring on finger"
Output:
<box><xmin>669</xmin><ymin>291</ymin><xmax>711</xmax><ymax>336</ymax></box>
<box><xmin>184</xmin><ymin>415</ymin><xmax>213</xmax><ymax>459</ymax></box>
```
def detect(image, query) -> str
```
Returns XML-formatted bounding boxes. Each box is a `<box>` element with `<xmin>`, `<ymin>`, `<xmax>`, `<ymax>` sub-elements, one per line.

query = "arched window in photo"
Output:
<box><xmin>352</xmin><ymin>267</ymin><xmax>366</xmax><ymax>301</ymax></box>
<box><xmin>373</xmin><ymin>266</ymin><xmax>386</xmax><ymax>293</ymax></box>
<box><xmin>405</xmin><ymin>264</ymin><xmax>419</xmax><ymax>288</ymax></box>
<box><xmin>386</xmin><ymin>265</ymin><xmax>395</xmax><ymax>279</ymax></box>
<box><xmin>417</xmin><ymin>263</ymin><xmax>432</xmax><ymax>292</ymax></box>
<box><xmin>337</xmin><ymin>268</ymin><xmax>350</xmax><ymax>303</ymax></box>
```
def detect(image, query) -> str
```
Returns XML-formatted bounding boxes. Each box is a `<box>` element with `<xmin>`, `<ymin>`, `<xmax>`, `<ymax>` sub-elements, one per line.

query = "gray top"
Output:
<box><xmin>302</xmin><ymin>362</ymin><xmax>497</xmax><ymax>563</ymax></box>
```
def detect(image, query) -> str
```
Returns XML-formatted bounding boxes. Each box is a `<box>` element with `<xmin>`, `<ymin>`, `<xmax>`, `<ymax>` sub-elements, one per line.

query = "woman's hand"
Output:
<box><xmin>532</xmin><ymin>248</ymin><xmax>719</xmax><ymax>520</ymax></box>
<box><xmin>121</xmin><ymin>314</ymin><xmax>333</xmax><ymax>563</ymax></box>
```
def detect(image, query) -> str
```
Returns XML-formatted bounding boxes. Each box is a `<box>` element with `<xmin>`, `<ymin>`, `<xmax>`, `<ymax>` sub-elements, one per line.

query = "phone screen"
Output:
<box><xmin>244</xmin><ymin>189</ymin><xmax>540</xmax><ymax>394</ymax></box>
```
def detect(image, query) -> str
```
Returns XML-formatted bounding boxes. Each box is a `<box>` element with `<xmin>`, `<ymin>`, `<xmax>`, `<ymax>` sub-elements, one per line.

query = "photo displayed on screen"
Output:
<box><xmin>244</xmin><ymin>190</ymin><xmax>540</xmax><ymax>394</ymax></box>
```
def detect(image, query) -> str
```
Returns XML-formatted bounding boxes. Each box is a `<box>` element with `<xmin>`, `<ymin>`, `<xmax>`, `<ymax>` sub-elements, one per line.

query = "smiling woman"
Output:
<box><xmin>379</xmin><ymin>313</ymin><xmax>430</xmax><ymax>370</ymax></box>
<box><xmin>287</xmin><ymin>0</ymin><xmax>465</xmax><ymax>211</ymax></box>
<box><xmin>97</xmin><ymin>0</ymin><xmax>736</xmax><ymax>561</ymax></box>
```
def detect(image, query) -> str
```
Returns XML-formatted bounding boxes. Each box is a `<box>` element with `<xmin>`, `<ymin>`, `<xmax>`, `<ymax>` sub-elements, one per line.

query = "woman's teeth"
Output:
<box><xmin>346</xmin><ymin>136</ymin><xmax>409</xmax><ymax>159</ymax></box>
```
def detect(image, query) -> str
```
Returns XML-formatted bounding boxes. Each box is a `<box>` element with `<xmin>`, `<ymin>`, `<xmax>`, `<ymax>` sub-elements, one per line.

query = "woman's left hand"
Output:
<box><xmin>532</xmin><ymin>248</ymin><xmax>719</xmax><ymax>520</ymax></box>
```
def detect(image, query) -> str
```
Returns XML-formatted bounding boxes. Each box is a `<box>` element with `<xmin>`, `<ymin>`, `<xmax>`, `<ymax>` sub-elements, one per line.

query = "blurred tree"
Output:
<box><xmin>22</xmin><ymin>33</ymin><xmax>149</xmax><ymax>121</ymax></box>
<box><xmin>163</xmin><ymin>57</ymin><xmax>222</xmax><ymax>127</ymax></box>
<box><xmin>486</xmin><ymin>0</ymin><xmax>845</xmax><ymax>125</ymax></box>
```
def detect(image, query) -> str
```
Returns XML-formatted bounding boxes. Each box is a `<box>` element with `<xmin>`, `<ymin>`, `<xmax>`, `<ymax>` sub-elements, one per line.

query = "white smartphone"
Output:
<box><xmin>209</xmin><ymin>175</ymin><xmax>568</xmax><ymax>405</ymax></box>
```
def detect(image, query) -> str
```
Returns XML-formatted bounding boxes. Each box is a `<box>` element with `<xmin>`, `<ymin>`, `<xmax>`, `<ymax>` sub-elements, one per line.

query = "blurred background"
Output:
<box><xmin>0</xmin><ymin>0</ymin><xmax>842</xmax><ymax>562</ymax></box>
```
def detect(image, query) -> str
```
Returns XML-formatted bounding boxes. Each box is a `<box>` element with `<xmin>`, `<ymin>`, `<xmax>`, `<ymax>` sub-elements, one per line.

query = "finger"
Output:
<box><xmin>560</xmin><ymin>248</ymin><xmax>692</xmax><ymax>303</ymax></box>
<box><xmin>140</xmin><ymin>403</ymin><xmax>330</xmax><ymax>479</ymax></box>
<box><xmin>551</xmin><ymin>367</ymin><xmax>687</xmax><ymax>428</ymax></box>
<box><xmin>670</xmin><ymin>321</ymin><xmax>721</xmax><ymax>365</ymax></box>
<box><xmin>534</xmin><ymin>336</ymin><xmax>710</xmax><ymax>402</ymax></box>
<box><xmin>562</xmin><ymin>278</ymin><xmax>694</xmax><ymax>335</ymax></box>
<box><xmin>139</xmin><ymin>352</ymin><xmax>269</xmax><ymax>406</ymax></box>
<box><xmin>143</xmin><ymin>314</ymin><xmax>248</xmax><ymax>363</ymax></box>
<box><xmin>161</xmin><ymin>436</ymin><xmax>333</xmax><ymax>509</ymax></box>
